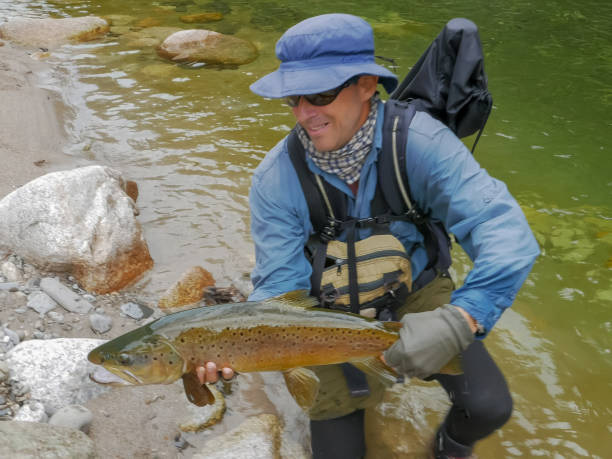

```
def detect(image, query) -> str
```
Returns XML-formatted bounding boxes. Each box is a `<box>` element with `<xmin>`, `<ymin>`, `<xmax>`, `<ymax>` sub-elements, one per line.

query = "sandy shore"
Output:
<box><xmin>0</xmin><ymin>39</ymin><xmax>77</xmax><ymax>198</ymax></box>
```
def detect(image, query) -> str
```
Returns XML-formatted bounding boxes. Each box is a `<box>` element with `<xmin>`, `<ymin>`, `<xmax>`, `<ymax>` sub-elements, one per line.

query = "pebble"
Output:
<box><xmin>49</xmin><ymin>404</ymin><xmax>93</xmax><ymax>434</ymax></box>
<box><xmin>40</xmin><ymin>277</ymin><xmax>93</xmax><ymax>314</ymax></box>
<box><xmin>2</xmin><ymin>327</ymin><xmax>20</xmax><ymax>346</ymax></box>
<box><xmin>120</xmin><ymin>302</ymin><xmax>145</xmax><ymax>320</ymax></box>
<box><xmin>27</xmin><ymin>291</ymin><xmax>58</xmax><ymax>315</ymax></box>
<box><xmin>47</xmin><ymin>311</ymin><xmax>65</xmax><ymax>323</ymax></box>
<box><xmin>89</xmin><ymin>313</ymin><xmax>113</xmax><ymax>334</ymax></box>
<box><xmin>0</xmin><ymin>282</ymin><xmax>20</xmax><ymax>291</ymax></box>
<box><xmin>1</xmin><ymin>261</ymin><xmax>23</xmax><ymax>282</ymax></box>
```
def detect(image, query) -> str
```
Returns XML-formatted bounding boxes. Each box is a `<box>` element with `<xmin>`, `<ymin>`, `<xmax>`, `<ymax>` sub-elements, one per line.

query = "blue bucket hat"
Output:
<box><xmin>250</xmin><ymin>13</ymin><xmax>398</xmax><ymax>98</ymax></box>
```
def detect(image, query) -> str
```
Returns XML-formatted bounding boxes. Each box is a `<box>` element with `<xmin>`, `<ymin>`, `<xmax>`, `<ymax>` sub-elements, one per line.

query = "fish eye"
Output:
<box><xmin>119</xmin><ymin>353</ymin><xmax>133</xmax><ymax>365</ymax></box>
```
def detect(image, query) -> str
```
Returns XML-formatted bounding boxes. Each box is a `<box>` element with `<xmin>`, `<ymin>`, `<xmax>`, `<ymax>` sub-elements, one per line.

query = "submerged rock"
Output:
<box><xmin>0</xmin><ymin>16</ymin><xmax>109</xmax><ymax>49</ymax></box>
<box><xmin>0</xmin><ymin>166</ymin><xmax>153</xmax><ymax>294</ymax></box>
<box><xmin>180</xmin><ymin>13</ymin><xmax>223</xmax><ymax>23</ymax></box>
<box><xmin>157</xmin><ymin>29</ymin><xmax>258</xmax><ymax>66</ymax></box>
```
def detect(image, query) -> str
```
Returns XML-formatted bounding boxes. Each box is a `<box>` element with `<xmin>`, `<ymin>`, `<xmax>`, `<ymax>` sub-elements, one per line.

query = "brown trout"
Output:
<box><xmin>87</xmin><ymin>292</ymin><xmax>459</xmax><ymax>408</ymax></box>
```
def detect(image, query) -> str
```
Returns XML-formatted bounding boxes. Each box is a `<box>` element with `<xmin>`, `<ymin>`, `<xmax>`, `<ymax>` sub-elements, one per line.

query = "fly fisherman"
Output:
<box><xmin>201</xmin><ymin>14</ymin><xmax>539</xmax><ymax>459</ymax></box>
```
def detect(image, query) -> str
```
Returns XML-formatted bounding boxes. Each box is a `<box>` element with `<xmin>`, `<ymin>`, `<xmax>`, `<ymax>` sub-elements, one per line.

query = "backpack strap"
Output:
<box><xmin>287</xmin><ymin>128</ymin><xmax>348</xmax><ymax>299</ymax></box>
<box><xmin>379</xmin><ymin>100</ymin><xmax>450</xmax><ymax>271</ymax></box>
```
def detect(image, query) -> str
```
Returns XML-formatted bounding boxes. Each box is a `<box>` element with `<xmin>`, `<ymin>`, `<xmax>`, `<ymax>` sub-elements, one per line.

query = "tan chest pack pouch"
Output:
<box><xmin>319</xmin><ymin>233</ymin><xmax>412</xmax><ymax>317</ymax></box>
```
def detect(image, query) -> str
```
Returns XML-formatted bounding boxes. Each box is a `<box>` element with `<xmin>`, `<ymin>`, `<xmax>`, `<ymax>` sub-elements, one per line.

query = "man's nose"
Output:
<box><xmin>292</xmin><ymin>96</ymin><xmax>318</xmax><ymax>119</ymax></box>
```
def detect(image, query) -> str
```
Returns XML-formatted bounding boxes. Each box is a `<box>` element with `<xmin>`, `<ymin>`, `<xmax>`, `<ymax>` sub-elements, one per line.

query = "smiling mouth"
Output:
<box><xmin>307</xmin><ymin>122</ymin><xmax>329</xmax><ymax>135</ymax></box>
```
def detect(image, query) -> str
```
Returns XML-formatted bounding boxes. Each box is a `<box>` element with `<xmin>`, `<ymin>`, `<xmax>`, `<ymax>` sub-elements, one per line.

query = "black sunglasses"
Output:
<box><xmin>285</xmin><ymin>76</ymin><xmax>359</xmax><ymax>108</ymax></box>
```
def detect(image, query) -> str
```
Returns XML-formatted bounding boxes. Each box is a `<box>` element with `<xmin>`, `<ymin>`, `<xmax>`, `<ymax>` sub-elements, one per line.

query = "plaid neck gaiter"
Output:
<box><xmin>296</xmin><ymin>94</ymin><xmax>380</xmax><ymax>185</ymax></box>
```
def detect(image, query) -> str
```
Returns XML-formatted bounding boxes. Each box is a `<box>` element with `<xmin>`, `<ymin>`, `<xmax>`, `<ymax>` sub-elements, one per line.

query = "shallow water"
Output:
<box><xmin>1</xmin><ymin>0</ymin><xmax>611</xmax><ymax>457</ymax></box>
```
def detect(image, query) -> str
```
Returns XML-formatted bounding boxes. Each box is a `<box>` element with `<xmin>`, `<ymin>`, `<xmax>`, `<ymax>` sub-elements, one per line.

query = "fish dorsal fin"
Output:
<box><xmin>351</xmin><ymin>357</ymin><xmax>399</xmax><ymax>387</ymax></box>
<box><xmin>382</xmin><ymin>321</ymin><xmax>403</xmax><ymax>333</ymax></box>
<box><xmin>282</xmin><ymin>367</ymin><xmax>320</xmax><ymax>411</ymax></box>
<box><xmin>266</xmin><ymin>290</ymin><xmax>319</xmax><ymax>309</ymax></box>
<box><xmin>181</xmin><ymin>372</ymin><xmax>215</xmax><ymax>406</ymax></box>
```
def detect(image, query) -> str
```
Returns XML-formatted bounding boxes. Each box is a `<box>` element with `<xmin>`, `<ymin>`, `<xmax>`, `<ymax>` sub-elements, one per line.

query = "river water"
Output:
<box><xmin>1</xmin><ymin>0</ymin><xmax>611</xmax><ymax>457</ymax></box>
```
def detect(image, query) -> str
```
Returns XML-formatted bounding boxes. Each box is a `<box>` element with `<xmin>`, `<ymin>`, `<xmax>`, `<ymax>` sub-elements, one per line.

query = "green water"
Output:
<box><xmin>2</xmin><ymin>0</ymin><xmax>611</xmax><ymax>456</ymax></box>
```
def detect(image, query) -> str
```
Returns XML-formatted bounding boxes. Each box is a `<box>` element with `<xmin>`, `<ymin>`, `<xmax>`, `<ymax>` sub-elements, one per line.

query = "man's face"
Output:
<box><xmin>291</xmin><ymin>76</ymin><xmax>379</xmax><ymax>152</ymax></box>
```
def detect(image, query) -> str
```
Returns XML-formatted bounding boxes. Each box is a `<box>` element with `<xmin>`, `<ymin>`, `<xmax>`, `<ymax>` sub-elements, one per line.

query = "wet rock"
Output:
<box><xmin>180</xmin><ymin>13</ymin><xmax>223</xmax><ymax>23</ymax></box>
<box><xmin>6</xmin><ymin>338</ymin><xmax>109</xmax><ymax>415</ymax></box>
<box><xmin>135</xmin><ymin>17</ymin><xmax>162</xmax><ymax>28</ymax></box>
<box><xmin>40</xmin><ymin>278</ymin><xmax>93</xmax><ymax>314</ymax></box>
<box><xmin>14</xmin><ymin>401</ymin><xmax>48</xmax><ymax>423</ymax></box>
<box><xmin>89</xmin><ymin>313</ymin><xmax>113</xmax><ymax>334</ymax></box>
<box><xmin>27</xmin><ymin>290</ymin><xmax>58</xmax><ymax>315</ymax></box>
<box><xmin>49</xmin><ymin>404</ymin><xmax>93</xmax><ymax>434</ymax></box>
<box><xmin>193</xmin><ymin>414</ymin><xmax>282</xmax><ymax>459</ymax></box>
<box><xmin>123</xmin><ymin>26</ymin><xmax>182</xmax><ymax>48</ymax></box>
<box><xmin>0</xmin><ymin>421</ymin><xmax>95</xmax><ymax>458</ymax></box>
<box><xmin>179</xmin><ymin>384</ymin><xmax>226</xmax><ymax>432</ymax></box>
<box><xmin>157</xmin><ymin>29</ymin><xmax>258</xmax><ymax>66</ymax></box>
<box><xmin>0</xmin><ymin>16</ymin><xmax>109</xmax><ymax>49</ymax></box>
<box><xmin>158</xmin><ymin>266</ymin><xmax>215</xmax><ymax>310</ymax></box>
<box><xmin>0</xmin><ymin>166</ymin><xmax>153</xmax><ymax>294</ymax></box>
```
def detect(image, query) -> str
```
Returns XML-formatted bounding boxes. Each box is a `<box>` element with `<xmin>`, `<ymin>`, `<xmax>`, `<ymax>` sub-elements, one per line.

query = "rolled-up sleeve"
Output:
<box><xmin>248</xmin><ymin>141</ymin><xmax>313</xmax><ymax>301</ymax></box>
<box><xmin>406</xmin><ymin>113</ymin><xmax>540</xmax><ymax>336</ymax></box>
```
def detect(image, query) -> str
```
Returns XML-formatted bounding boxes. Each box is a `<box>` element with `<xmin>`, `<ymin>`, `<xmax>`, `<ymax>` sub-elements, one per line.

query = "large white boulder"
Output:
<box><xmin>0</xmin><ymin>166</ymin><xmax>153</xmax><ymax>293</ymax></box>
<box><xmin>6</xmin><ymin>338</ymin><xmax>109</xmax><ymax>416</ymax></box>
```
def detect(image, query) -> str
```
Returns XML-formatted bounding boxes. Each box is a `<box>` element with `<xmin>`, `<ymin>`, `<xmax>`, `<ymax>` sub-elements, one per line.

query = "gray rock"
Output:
<box><xmin>0</xmin><ymin>282</ymin><xmax>20</xmax><ymax>291</ymax></box>
<box><xmin>0</xmin><ymin>360</ymin><xmax>9</xmax><ymax>382</ymax></box>
<box><xmin>49</xmin><ymin>404</ymin><xmax>93</xmax><ymax>434</ymax></box>
<box><xmin>27</xmin><ymin>290</ymin><xmax>58</xmax><ymax>315</ymax></box>
<box><xmin>40</xmin><ymin>277</ymin><xmax>93</xmax><ymax>314</ymax></box>
<box><xmin>47</xmin><ymin>310</ymin><xmax>65</xmax><ymax>323</ymax></box>
<box><xmin>0</xmin><ymin>166</ymin><xmax>153</xmax><ymax>294</ymax></box>
<box><xmin>120</xmin><ymin>301</ymin><xmax>146</xmax><ymax>320</ymax></box>
<box><xmin>89</xmin><ymin>313</ymin><xmax>112</xmax><ymax>334</ymax></box>
<box><xmin>6</xmin><ymin>338</ymin><xmax>109</xmax><ymax>414</ymax></box>
<box><xmin>1</xmin><ymin>261</ymin><xmax>23</xmax><ymax>282</ymax></box>
<box><xmin>193</xmin><ymin>414</ymin><xmax>282</xmax><ymax>459</ymax></box>
<box><xmin>14</xmin><ymin>401</ymin><xmax>48</xmax><ymax>422</ymax></box>
<box><xmin>2</xmin><ymin>326</ymin><xmax>20</xmax><ymax>346</ymax></box>
<box><xmin>0</xmin><ymin>420</ymin><xmax>95</xmax><ymax>458</ymax></box>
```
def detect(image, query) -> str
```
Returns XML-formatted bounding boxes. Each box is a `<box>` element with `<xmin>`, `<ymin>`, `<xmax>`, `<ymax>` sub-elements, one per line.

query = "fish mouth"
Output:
<box><xmin>89</xmin><ymin>366</ymin><xmax>133</xmax><ymax>386</ymax></box>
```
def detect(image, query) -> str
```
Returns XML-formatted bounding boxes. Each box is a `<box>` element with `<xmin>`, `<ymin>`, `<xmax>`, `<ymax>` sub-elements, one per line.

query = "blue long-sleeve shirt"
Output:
<box><xmin>248</xmin><ymin>101</ymin><xmax>539</xmax><ymax>336</ymax></box>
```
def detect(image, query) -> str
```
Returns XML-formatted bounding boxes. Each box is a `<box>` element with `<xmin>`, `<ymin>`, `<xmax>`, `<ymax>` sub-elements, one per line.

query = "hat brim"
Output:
<box><xmin>250</xmin><ymin>62</ymin><xmax>398</xmax><ymax>98</ymax></box>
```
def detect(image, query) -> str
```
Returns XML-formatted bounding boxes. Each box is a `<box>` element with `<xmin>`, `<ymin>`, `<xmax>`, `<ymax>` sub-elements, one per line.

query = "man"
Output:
<box><xmin>206</xmin><ymin>13</ymin><xmax>539</xmax><ymax>459</ymax></box>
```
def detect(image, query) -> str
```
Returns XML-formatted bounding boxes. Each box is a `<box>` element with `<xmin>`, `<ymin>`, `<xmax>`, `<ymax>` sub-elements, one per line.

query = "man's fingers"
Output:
<box><xmin>205</xmin><ymin>361</ymin><xmax>218</xmax><ymax>383</ymax></box>
<box><xmin>221</xmin><ymin>367</ymin><xmax>234</xmax><ymax>380</ymax></box>
<box><xmin>196</xmin><ymin>365</ymin><xmax>206</xmax><ymax>385</ymax></box>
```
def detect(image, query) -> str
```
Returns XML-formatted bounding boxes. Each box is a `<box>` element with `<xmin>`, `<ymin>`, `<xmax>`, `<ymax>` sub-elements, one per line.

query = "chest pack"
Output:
<box><xmin>288</xmin><ymin>18</ymin><xmax>492</xmax><ymax>319</ymax></box>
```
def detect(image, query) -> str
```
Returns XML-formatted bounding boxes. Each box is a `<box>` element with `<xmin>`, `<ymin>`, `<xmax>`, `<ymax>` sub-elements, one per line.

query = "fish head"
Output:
<box><xmin>88</xmin><ymin>330</ymin><xmax>185</xmax><ymax>385</ymax></box>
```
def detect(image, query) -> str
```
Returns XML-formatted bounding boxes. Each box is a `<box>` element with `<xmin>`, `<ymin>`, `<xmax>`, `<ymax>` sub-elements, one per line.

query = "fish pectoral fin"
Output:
<box><xmin>282</xmin><ymin>367</ymin><xmax>320</xmax><ymax>411</ymax></box>
<box><xmin>181</xmin><ymin>372</ymin><xmax>215</xmax><ymax>407</ymax></box>
<box><xmin>351</xmin><ymin>357</ymin><xmax>399</xmax><ymax>387</ymax></box>
<box><xmin>269</xmin><ymin>290</ymin><xmax>320</xmax><ymax>309</ymax></box>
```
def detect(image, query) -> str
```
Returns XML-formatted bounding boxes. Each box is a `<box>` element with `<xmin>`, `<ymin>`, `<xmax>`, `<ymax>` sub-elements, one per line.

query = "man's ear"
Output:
<box><xmin>357</xmin><ymin>75</ymin><xmax>379</xmax><ymax>100</ymax></box>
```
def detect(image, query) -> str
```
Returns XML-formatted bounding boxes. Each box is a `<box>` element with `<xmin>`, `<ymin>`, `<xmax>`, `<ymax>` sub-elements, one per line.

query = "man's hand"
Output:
<box><xmin>383</xmin><ymin>304</ymin><xmax>474</xmax><ymax>379</ymax></box>
<box><xmin>195</xmin><ymin>362</ymin><xmax>235</xmax><ymax>384</ymax></box>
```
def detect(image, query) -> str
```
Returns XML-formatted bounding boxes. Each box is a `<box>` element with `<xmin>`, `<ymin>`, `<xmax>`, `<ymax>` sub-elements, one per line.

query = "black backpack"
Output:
<box><xmin>288</xmin><ymin>17</ymin><xmax>492</xmax><ymax>312</ymax></box>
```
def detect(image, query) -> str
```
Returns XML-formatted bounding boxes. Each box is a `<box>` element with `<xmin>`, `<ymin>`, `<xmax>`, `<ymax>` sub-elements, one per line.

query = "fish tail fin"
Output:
<box><xmin>282</xmin><ymin>367</ymin><xmax>320</xmax><ymax>411</ymax></box>
<box><xmin>351</xmin><ymin>356</ymin><xmax>399</xmax><ymax>387</ymax></box>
